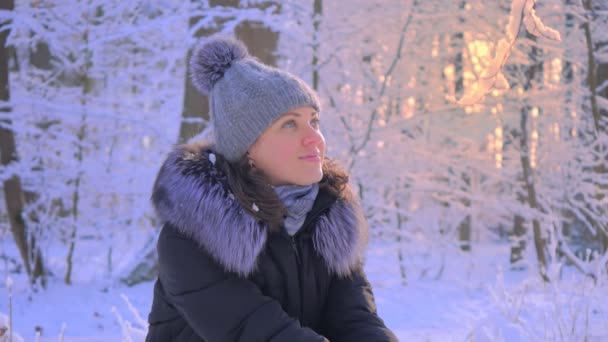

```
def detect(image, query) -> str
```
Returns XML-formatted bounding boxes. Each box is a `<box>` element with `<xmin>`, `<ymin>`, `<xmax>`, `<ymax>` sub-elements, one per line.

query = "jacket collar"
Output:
<box><xmin>151</xmin><ymin>142</ymin><xmax>368</xmax><ymax>277</ymax></box>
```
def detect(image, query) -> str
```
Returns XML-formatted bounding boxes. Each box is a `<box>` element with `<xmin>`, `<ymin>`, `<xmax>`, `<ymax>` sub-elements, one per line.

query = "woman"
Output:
<box><xmin>145</xmin><ymin>36</ymin><xmax>397</xmax><ymax>342</ymax></box>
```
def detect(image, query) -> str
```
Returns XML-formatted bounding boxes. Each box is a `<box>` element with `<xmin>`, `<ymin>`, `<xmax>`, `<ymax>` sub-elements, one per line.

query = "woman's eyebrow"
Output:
<box><xmin>283</xmin><ymin>111</ymin><xmax>318</xmax><ymax>118</ymax></box>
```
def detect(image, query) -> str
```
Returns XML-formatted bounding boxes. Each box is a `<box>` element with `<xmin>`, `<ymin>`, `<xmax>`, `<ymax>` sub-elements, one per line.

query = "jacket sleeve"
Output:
<box><xmin>322</xmin><ymin>265</ymin><xmax>398</xmax><ymax>342</ymax></box>
<box><xmin>157</xmin><ymin>224</ymin><xmax>328</xmax><ymax>342</ymax></box>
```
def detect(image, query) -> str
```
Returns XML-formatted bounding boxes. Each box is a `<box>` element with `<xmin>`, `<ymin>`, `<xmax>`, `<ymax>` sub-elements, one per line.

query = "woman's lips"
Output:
<box><xmin>299</xmin><ymin>155</ymin><xmax>321</xmax><ymax>162</ymax></box>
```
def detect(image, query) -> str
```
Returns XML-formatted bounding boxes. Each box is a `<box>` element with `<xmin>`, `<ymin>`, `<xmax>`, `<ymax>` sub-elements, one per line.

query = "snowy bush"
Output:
<box><xmin>111</xmin><ymin>294</ymin><xmax>148</xmax><ymax>342</ymax></box>
<box><xmin>467</xmin><ymin>268</ymin><xmax>608</xmax><ymax>341</ymax></box>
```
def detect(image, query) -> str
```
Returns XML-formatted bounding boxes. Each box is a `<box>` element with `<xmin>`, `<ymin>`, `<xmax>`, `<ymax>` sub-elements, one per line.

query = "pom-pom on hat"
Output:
<box><xmin>189</xmin><ymin>36</ymin><xmax>321</xmax><ymax>162</ymax></box>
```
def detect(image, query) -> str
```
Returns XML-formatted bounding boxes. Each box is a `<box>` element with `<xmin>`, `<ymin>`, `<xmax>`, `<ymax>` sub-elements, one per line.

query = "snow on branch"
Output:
<box><xmin>0</xmin><ymin>9</ymin><xmax>12</xmax><ymax>28</ymax></box>
<box><xmin>120</xmin><ymin>293</ymin><xmax>148</xmax><ymax>330</ymax></box>
<box><xmin>521</xmin><ymin>0</ymin><xmax>561</xmax><ymax>41</ymax></box>
<box><xmin>455</xmin><ymin>0</ymin><xmax>562</xmax><ymax>106</ymax></box>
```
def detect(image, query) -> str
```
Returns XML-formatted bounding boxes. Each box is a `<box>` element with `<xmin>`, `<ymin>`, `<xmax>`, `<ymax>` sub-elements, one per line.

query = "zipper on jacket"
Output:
<box><xmin>289</xmin><ymin>235</ymin><xmax>301</xmax><ymax>265</ymax></box>
<box><xmin>282</xmin><ymin>230</ymin><xmax>301</xmax><ymax>265</ymax></box>
<box><xmin>280</xmin><ymin>197</ymin><xmax>332</xmax><ymax>267</ymax></box>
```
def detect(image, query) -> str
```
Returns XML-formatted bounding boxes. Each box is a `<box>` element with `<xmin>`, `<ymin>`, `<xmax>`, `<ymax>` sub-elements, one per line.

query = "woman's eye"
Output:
<box><xmin>282</xmin><ymin>120</ymin><xmax>296</xmax><ymax>128</ymax></box>
<box><xmin>311</xmin><ymin>118</ymin><xmax>320</xmax><ymax>127</ymax></box>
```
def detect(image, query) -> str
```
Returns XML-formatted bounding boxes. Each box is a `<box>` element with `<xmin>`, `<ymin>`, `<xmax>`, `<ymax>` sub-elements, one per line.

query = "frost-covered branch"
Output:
<box><xmin>456</xmin><ymin>0</ymin><xmax>561</xmax><ymax>106</ymax></box>
<box><xmin>349</xmin><ymin>4</ymin><xmax>414</xmax><ymax>162</ymax></box>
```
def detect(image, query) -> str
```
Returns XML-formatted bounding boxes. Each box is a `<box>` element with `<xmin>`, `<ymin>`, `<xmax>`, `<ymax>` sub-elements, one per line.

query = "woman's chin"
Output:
<box><xmin>270</xmin><ymin>166</ymin><xmax>323</xmax><ymax>186</ymax></box>
<box><xmin>295</xmin><ymin>171</ymin><xmax>323</xmax><ymax>186</ymax></box>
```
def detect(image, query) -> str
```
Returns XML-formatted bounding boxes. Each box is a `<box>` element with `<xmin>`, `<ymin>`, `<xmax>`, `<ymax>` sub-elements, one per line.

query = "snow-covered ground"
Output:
<box><xmin>2</xmin><ymin>239</ymin><xmax>607</xmax><ymax>341</ymax></box>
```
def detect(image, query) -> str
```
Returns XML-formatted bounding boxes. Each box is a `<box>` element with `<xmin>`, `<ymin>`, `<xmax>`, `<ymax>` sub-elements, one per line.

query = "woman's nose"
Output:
<box><xmin>302</xmin><ymin>125</ymin><xmax>324</xmax><ymax>146</ymax></box>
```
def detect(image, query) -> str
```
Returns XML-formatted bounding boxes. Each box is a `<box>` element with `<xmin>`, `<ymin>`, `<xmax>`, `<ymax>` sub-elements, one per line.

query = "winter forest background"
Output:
<box><xmin>0</xmin><ymin>0</ymin><xmax>607</xmax><ymax>340</ymax></box>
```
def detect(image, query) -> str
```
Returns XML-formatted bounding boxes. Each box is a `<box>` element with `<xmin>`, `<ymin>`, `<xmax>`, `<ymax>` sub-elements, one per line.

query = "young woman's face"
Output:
<box><xmin>248</xmin><ymin>105</ymin><xmax>325</xmax><ymax>186</ymax></box>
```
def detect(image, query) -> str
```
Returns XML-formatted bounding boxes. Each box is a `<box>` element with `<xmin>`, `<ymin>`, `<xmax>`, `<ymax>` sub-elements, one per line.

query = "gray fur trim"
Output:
<box><xmin>152</xmin><ymin>143</ymin><xmax>367</xmax><ymax>277</ymax></box>
<box><xmin>313</xmin><ymin>200</ymin><xmax>368</xmax><ymax>277</ymax></box>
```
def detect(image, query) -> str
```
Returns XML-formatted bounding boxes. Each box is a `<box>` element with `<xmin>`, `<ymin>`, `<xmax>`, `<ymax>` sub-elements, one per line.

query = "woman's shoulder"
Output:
<box><xmin>151</xmin><ymin>142</ymin><xmax>268</xmax><ymax>277</ymax></box>
<box><xmin>156</xmin><ymin>223</ymin><xmax>236</xmax><ymax>294</ymax></box>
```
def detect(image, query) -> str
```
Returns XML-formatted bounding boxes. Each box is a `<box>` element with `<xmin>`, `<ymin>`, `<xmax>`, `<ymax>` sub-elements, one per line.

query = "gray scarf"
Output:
<box><xmin>273</xmin><ymin>183</ymin><xmax>320</xmax><ymax>236</ymax></box>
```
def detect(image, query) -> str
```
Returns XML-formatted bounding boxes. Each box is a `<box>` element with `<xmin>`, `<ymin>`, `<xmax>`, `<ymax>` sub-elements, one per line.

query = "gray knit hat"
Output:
<box><xmin>189</xmin><ymin>36</ymin><xmax>321</xmax><ymax>162</ymax></box>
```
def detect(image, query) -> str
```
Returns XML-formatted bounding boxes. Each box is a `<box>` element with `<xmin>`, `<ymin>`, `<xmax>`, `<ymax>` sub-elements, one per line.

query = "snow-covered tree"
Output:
<box><xmin>1</xmin><ymin>0</ymin><xmax>190</xmax><ymax>284</ymax></box>
<box><xmin>0</xmin><ymin>0</ymin><xmax>606</xmax><ymax>287</ymax></box>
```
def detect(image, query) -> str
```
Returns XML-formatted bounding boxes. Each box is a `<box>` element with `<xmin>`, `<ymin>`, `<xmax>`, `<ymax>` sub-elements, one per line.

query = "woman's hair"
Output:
<box><xmin>218</xmin><ymin>154</ymin><xmax>350</xmax><ymax>232</ymax></box>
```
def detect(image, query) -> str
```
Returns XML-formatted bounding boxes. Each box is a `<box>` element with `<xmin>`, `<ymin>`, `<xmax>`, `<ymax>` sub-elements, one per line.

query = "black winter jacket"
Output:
<box><xmin>145</xmin><ymin>143</ymin><xmax>398</xmax><ymax>342</ymax></box>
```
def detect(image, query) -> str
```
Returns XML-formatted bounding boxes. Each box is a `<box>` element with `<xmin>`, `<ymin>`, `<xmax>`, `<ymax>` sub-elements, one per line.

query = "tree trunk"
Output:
<box><xmin>582</xmin><ymin>0</ymin><xmax>608</xmax><ymax>252</ymax></box>
<box><xmin>510</xmin><ymin>215</ymin><xmax>526</xmax><ymax>265</ymax></box>
<box><xmin>312</xmin><ymin>0</ymin><xmax>322</xmax><ymax>91</ymax></box>
<box><xmin>457</xmin><ymin>168</ymin><xmax>471</xmax><ymax>252</ymax></box>
<box><xmin>395</xmin><ymin>198</ymin><xmax>407</xmax><ymax>286</ymax></box>
<box><xmin>452</xmin><ymin>1</ymin><xmax>465</xmax><ymax>97</ymax></box>
<box><xmin>64</xmin><ymin>10</ymin><xmax>95</xmax><ymax>284</ymax></box>
<box><xmin>519</xmin><ymin>106</ymin><xmax>549</xmax><ymax>281</ymax></box>
<box><xmin>0</xmin><ymin>0</ymin><xmax>45</xmax><ymax>286</ymax></box>
<box><xmin>513</xmin><ymin>30</ymin><xmax>550</xmax><ymax>281</ymax></box>
<box><xmin>582</xmin><ymin>0</ymin><xmax>603</xmax><ymax>132</ymax></box>
<box><xmin>29</xmin><ymin>41</ymin><xmax>51</xmax><ymax>70</ymax></box>
<box><xmin>452</xmin><ymin>1</ymin><xmax>470</xmax><ymax>252</ymax></box>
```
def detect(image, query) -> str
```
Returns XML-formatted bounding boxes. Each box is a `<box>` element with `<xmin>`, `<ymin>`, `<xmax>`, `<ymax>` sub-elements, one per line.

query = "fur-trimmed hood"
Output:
<box><xmin>151</xmin><ymin>142</ymin><xmax>368</xmax><ymax>278</ymax></box>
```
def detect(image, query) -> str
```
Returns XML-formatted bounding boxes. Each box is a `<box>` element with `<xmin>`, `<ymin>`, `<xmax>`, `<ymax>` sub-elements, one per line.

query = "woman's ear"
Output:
<box><xmin>246</xmin><ymin>151</ymin><xmax>256</xmax><ymax>169</ymax></box>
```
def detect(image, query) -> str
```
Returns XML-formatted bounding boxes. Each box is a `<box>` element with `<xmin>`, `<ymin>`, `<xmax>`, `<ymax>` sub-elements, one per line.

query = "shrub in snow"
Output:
<box><xmin>0</xmin><ymin>313</ymin><xmax>24</xmax><ymax>342</ymax></box>
<box><xmin>467</xmin><ymin>268</ymin><xmax>608</xmax><ymax>341</ymax></box>
<box><xmin>111</xmin><ymin>294</ymin><xmax>149</xmax><ymax>342</ymax></box>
